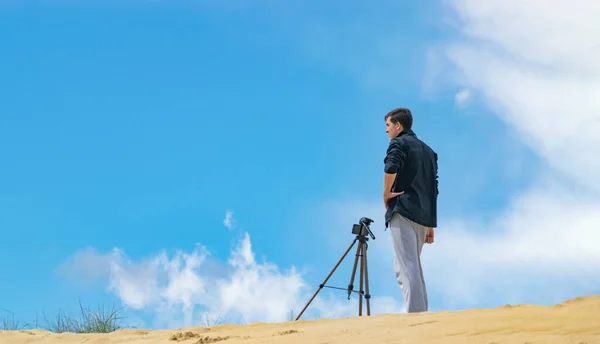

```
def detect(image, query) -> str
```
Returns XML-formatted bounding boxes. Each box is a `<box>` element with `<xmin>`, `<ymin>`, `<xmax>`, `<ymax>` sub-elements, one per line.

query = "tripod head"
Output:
<box><xmin>351</xmin><ymin>217</ymin><xmax>376</xmax><ymax>240</ymax></box>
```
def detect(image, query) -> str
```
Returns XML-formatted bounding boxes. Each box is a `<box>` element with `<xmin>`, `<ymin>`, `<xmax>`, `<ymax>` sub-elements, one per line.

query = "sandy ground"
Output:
<box><xmin>2</xmin><ymin>295</ymin><xmax>599</xmax><ymax>344</ymax></box>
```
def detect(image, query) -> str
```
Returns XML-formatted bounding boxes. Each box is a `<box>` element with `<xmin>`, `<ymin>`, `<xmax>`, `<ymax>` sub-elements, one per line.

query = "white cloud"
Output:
<box><xmin>454</xmin><ymin>89</ymin><xmax>471</xmax><ymax>107</ymax></box>
<box><xmin>423</xmin><ymin>178</ymin><xmax>600</xmax><ymax>307</ymax></box>
<box><xmin>61</xmin><ymin>229</ymin><xmax>402</xmax><ymax>329</ymax></box>
<box><xmin>56</xmin><ymin>246</ymin><xmax>114</xmax><ymax>287</ymax></box>
<box><xmin>440</xmin><ymin>0</ymin><xmax>600</xmax><ymax>191</ymax></box>
<box><xmin>223</xmin><ymin>209</ymin><xmax>236</xmax><ymax>230</ymax></box>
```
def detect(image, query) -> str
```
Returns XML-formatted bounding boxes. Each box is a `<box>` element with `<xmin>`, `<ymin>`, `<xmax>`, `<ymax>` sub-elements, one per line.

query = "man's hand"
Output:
<box><xmin>383</xmin><ymin>172</ymin><xmax>404</xmax><ymax>209</ymax></box>
<box><xmin>383</xmin><ymin>190</ymin><xmax>404</xmax><ymax>209</ymax></box>
<box><xmin>425</xmin><ymin>227</ymin><xmax>434</xmax><ymax>244</ymax></box>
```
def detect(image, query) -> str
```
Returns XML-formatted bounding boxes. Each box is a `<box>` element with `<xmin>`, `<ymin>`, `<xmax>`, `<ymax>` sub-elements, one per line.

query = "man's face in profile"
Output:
<box><xmin>385</xmin><ymin>117</ymin><xmax>402</xmax><ymax>140</ymax></box>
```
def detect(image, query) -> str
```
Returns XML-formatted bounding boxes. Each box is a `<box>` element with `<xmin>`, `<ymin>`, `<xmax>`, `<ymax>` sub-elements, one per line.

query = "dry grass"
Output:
<box><xmin>1</xmin><ymin>301</ymin><xmax>124</xmax><ymax>333</ymax></box>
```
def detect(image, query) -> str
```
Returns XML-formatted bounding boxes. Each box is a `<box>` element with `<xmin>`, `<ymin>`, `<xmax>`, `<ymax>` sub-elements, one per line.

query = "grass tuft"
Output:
<box><xmin>1</xmin><ymin>301</ymin><xmax>125</xmax><ymax>333</ymax></box>
<box><xmin>1</xmin><ymin>308</ymin><xmax>38</xmax><ymax>331</ymax></box>
<box><xmin>42</xmin><ymin>301</ymin><xmax>123</xmax><ymax>333</ymax></box>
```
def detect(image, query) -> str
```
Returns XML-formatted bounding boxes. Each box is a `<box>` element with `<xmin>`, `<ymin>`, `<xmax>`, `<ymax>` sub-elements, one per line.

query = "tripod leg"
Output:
<box><xmin>295</xmin><ymin>237</ymin><xmax>358</xmax><ymax>321</ymax></box>
<box><xmin>363</xmin><ymin>242</ymin><xmax>371</xmax><ymax>316</ymax></box>
<box><xmin>347</xmin><ymin>240</ymin><xmax>362</xmax><ymax>300</ymax></box>
<box><xmin>358</xmin><ymin>243</ymin><xmax>364</xmax><ymax>316</ymax></box>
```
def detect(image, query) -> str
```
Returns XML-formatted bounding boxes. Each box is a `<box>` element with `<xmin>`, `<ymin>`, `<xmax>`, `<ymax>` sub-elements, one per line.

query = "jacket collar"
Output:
<box><xmin>395</xmin><ymin>128</ymin><xmax>416</xmax><ymax>138</ymax></box>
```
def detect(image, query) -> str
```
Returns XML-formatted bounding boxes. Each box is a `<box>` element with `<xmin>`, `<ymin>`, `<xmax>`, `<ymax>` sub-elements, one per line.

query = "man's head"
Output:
<box><xmin>385</xmin><ymin>107</ymin><xmax>413</xmax><ymax>139</ymax></box>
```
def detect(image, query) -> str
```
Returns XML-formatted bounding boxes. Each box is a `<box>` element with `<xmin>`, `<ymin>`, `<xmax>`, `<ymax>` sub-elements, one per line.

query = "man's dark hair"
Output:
<box><xmin>384</xmin><ymin>108</ymin><xmax>413</xmax><ymax>130</ymax></box>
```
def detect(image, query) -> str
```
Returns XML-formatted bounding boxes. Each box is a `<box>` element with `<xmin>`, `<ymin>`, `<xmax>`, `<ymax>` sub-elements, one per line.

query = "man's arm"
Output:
<box><xmin>383</xmin><ymin>172</ymin><xmax>402</xmax><ymax>209</ymax></box>
<box><xmin>383</xmin><ymin>172</ymin><xmax>396</xmax><ymax>206</ymax></box>
<box><xmin>383</xmin><ymin>139</ymin><xmax>406</xmax><ymax>208</ymax></box>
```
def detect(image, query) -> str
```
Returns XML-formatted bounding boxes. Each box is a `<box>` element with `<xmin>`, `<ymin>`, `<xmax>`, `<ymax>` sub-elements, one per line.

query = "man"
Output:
<box><xmin>382</xmin><ymin>107</ymin><xmax>438</xmax><ymax>313</ymax></box>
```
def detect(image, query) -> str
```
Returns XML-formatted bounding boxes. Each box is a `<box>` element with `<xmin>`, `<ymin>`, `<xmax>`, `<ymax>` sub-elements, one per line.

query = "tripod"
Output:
<box><xmin>295</xmin><ymin>217</ymin><xmax>375</xmax><ymax>321</ymax></box>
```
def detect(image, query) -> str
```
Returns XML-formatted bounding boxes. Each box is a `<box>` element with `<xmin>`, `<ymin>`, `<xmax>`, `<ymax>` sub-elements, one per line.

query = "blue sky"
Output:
<box><xmin>2</xmin><ymin>0</ymin><xmax>600</xmax><ymax>329</ymax></box>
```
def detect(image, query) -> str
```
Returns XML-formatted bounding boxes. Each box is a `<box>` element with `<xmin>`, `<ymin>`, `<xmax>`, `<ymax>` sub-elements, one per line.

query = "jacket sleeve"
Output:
<box><xmin>434</xmin><ymin>152</ymin><xmax>439</xmax><ymax>195</ymax></box>
<box><xmin>384</xmin><ymin>139</ymin><xmax>406</xmax><ymax>174</ymax></box>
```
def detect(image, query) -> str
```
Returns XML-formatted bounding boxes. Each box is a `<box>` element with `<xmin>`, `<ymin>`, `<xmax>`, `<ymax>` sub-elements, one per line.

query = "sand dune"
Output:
<box><xmin>2</xmin><ymin>295</ymin><xmax>599</xmax><ymax>343</ymax></box>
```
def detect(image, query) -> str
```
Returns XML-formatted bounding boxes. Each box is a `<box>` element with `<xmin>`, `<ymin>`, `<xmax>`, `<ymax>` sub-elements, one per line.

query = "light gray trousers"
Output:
<box><xmin>388</xmin><ymin>212</ymin><xmax>429</xmax><ymax>313</ymax></box>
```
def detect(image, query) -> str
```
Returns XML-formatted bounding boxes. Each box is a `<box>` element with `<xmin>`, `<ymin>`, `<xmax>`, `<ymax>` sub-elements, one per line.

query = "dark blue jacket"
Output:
<box><xmin>384</xmin><ymin>129</ymin><xmax>438</xmax><ymax>228</ymax></box>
